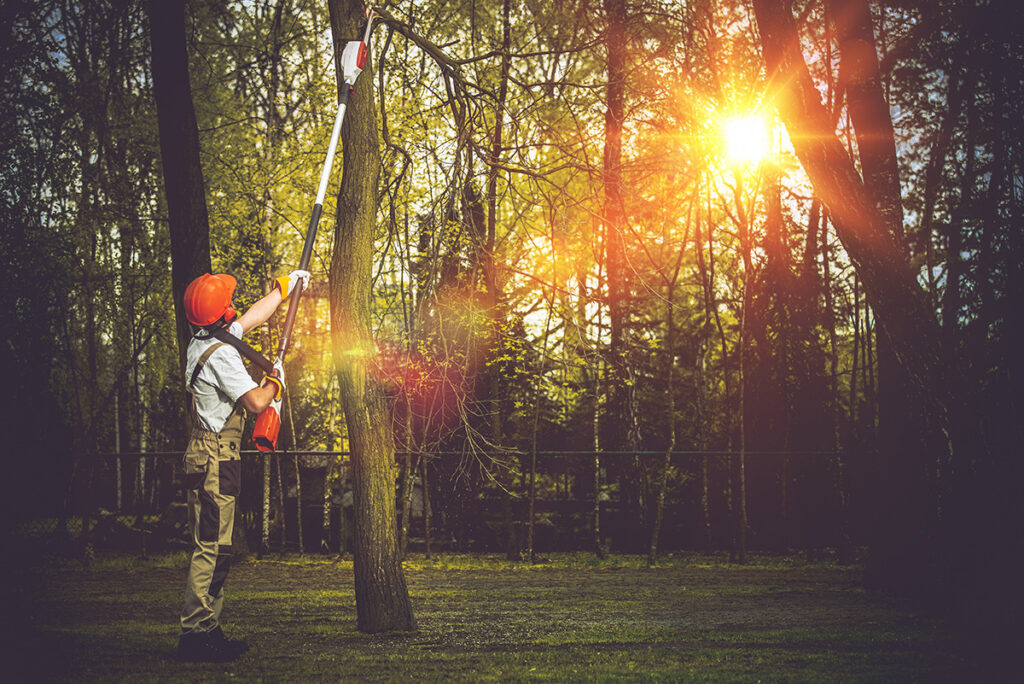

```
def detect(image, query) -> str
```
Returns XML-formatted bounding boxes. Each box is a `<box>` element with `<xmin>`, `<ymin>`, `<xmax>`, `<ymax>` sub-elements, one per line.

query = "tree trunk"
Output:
<box><xmin>734</xmin><ymin>173</ymin><xmax>753</xmax><ymax>566</ymax></box>
<box><xmin>295</xmin><ymin>451</ymin><xmax>304</xmax><ymax>554</ymax></box>
<box><xmin>322</xmin><ymin>458</ymin><xmax>333</xmax><ymax>554</ymax></box>
<box><xmin>398</xmin><ymin>411</ymin><xmax>411</xmax><ymax>558</ymax></box>
<box><xmin>592</xmin><ymin>430</ymin><xmax>603</xmax><ymax>559</ymax></box>
<box><xmin>527</xmin><ymin>299</ymin><xmax>554</xmax><ymax>564</ymax></box>
<box><xmin>763</xmin><ymin>165</ymin><xmax>791</xmax><ymax>552</ymax></box>
<box><xmin>648</xmin><ymin>282</ymin><xmax>677</xmax><ymax>567</ymax></box>
<box><xmin>398</xmin><ymin>449</ymin><xmax>414</xmax><ymax>560</ymax></box>
<box><xmin>421</xmin><ymin>456</ymin><xmax>432</xmax><ymax>560</ymax></box>
<box><xmin>322</xmin><ymin>380</ymin><xmax>337</xmax><ymax>553</ymax></box>
<box><xmin>276</xmin><ymin>453</ymin><xmax>286</xmax><ymax>549</ymax></box>
<box><xmin>135</xmin><ymin>374</ymin><xmax>147</xmax><ymax>527</ymax></box>
<box><xmin>694</xmin><ymin>182</ymin><xmax>714</xmax><ymax>553</ymax></box>
<box><xmin>704</xmin><ymin>180</ymin><xmax>735</xmax><ymax>556</ymax></box>
<box><xmin>736</xmin><ymin>270</ymin><xmax>749</xmax><ymax>566</ymax></box>
<box><xmin>328</xmin><ymin>0</ymin><xmax>415</xmax><ymax>632</ymax></box>
<box><xmin>752</xmin><ymin>0</ymin><xmax>952</xmax><ymax>591</ymax></box>
<box><xmin>488</xmin><ymin>0</ymin><xmax>516</xmax><ymax>564</ymax></box>
<box><xmin>592</xmin><ymin>383</ymin><xmax>604</xmax><ymax>558</ymax></box>
<box><xmin>601</xmin><ymin>0</ymin><xmax>643</xmax><ymax>547</ymax></box>
<box><xmin>752</xmin><ymin>0</ymin><xmax>946</xmax><ymax>404</ymax></box>
<box><xmin>920</xmin><ymin>52</ymin><xmax>966</xmax><ymax>307</ymax></box>
<box><xmin>261</xmin><ymin>454</ymin><xmax>271</xmax><ymax>557</ymax></box>
<box><xmin>832</xmin><ymin>0</ymin><xmax>933</xmax><ymax>591</ymax></box>
<box><xmin>832</xmin><ymin>225</ymin><xmax>853</xmax><ymax>564</ymax></box>
<box><xmin>148</xmin><ymin>0</ymin><xmax>212</xmax><ymax>386</ymax></box>
<box><xmin>603</xmin><ymin>0</ymin><xmax>627</xmax><ymax>410</ymax></box>
<box><xmin>587</xmin><ymin>271</ymin><xmax>604</xmax><ymax>559</ymax></box>
<box><xmin>115</xmin><ymin>389</ymin><xmax>122</xmax><ymax>512</ymax></box>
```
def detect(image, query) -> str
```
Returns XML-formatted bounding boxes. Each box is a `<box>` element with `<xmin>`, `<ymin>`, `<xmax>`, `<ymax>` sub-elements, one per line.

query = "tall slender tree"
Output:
<box><xmin>327</xmin><ymin>0</ymin><xmax>415</xmax><ymax>633</ymax></box>
<box><xmin>602</xmin><ymin>0</ymin><xmax>645</xmax><ymax>549</ymax></box>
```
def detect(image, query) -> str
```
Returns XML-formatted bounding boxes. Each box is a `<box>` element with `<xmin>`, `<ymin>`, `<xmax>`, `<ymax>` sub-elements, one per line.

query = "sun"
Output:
<box><xmin>721</xmin><ymin>114</ymin><xmax>770</xmax><ymax>166</ymax></box>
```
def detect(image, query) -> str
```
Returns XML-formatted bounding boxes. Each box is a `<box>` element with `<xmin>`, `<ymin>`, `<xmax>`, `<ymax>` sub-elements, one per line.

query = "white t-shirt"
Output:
<box><xmin>185</xmin><ymin>321</ymin><xmax>260</xmax><ymax>432</ymax></box>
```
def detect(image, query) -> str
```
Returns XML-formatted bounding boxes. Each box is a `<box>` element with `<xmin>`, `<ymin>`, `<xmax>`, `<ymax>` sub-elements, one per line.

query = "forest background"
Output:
<box><xmin>3</xmin><ymin>0</ymin><xmax>1022</xmax><ymax>646</ymax></box>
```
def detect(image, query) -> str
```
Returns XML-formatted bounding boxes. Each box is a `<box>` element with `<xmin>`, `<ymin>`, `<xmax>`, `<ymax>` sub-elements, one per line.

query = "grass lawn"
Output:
<box><xmin>15</xmin><ymin>551</ymin><xmax>970</xmax><ymax>681</ymax></box>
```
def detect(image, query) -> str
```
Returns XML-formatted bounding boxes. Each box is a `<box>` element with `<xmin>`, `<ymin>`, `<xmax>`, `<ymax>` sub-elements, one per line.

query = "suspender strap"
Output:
<box><xmin>189</xmin><ymin>342</ymin><xmax>228</xmax><ymax>391</ymax></box>
<box><xmin>208</xmin><ymin>325</ymin><xmax>275</xmax><ymax>375</ymax></box>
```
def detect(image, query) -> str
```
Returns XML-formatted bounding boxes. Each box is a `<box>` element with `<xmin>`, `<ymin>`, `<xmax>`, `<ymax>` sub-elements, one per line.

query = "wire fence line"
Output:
<box><xmin>86</xmin><ymin>449</ymin><xmax>851</xmax><ymax>459</ymax></box>
<box><xmin>48</xmin><ymin>448</ymin><xmax>859</xmax><ymax>559</ymax></box>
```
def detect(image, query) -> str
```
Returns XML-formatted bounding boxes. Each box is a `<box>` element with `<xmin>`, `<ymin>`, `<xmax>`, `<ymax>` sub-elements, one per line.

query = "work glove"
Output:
<box><xmin>274</xmin><ymin>269</ymin><xmax>311</xmax><ymax>300</ymax></box>
<box><xmin>265</xmin><ymin>359</ymin><xmax>285</xmax><ymax>400</ymax></box>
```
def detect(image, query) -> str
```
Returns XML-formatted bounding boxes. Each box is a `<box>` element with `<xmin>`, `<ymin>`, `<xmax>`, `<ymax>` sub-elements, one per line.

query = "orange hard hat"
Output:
<box><xmin>183</xmin><ymin>273</ymin><xmax>238</xmax><ymax>327</ymax></box>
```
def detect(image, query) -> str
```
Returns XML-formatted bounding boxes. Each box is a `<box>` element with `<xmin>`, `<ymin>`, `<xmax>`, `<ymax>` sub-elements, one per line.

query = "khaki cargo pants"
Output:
<box><xmin>180</xmin><ymin>408</ymin><xmax>244</xmax><ymax>634</ymax></box>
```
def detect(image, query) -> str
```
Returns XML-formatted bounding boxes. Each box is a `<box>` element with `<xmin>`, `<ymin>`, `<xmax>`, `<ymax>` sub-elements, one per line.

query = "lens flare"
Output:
<box><xmin>722</xmin><ymin>115</ymin><xmax>770</xmax><ymax>166</ymax></box>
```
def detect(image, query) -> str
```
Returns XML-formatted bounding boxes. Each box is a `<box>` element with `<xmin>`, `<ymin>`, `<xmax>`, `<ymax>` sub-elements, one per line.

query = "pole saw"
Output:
<box><xmin>252</xmin><ymin>10</ymin><xmax>377</xmax><ymax>452</ymax></box>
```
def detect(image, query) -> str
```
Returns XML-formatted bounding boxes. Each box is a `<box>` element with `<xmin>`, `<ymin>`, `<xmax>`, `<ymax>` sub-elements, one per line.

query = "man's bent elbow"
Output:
<box><xmin>240</xmin><ymin>385</ymin><xmax>274</xmax><ymax>414</ymax></box>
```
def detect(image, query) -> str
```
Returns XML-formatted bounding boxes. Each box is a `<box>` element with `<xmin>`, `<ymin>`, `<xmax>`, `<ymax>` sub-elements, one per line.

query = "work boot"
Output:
<box><xmin>209</xmin><ymin>626</ymin><xmax>249</xmax><ymax>656</ymax></box>
<box><xmin>177</xmin><ymin>628</ymin><xmax>248</xmax><ymax>662</ymax></box>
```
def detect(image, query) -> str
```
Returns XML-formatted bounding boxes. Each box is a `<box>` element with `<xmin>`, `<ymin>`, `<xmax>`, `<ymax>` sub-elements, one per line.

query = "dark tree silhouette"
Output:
<box><xmin>149</xmin><ymin>0</ymin><xmax>212</xmax><ymax>381</ymax></box>
<box><xmin>751</xmin><ymin>0</ymin><xmax>952</xmax><ymax>594</ymax></box>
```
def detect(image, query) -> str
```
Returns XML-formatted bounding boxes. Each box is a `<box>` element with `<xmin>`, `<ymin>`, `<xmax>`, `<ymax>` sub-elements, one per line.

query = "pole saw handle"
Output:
<box><xmin>264</xmin><ymin>369</ymin><xmax>284</xmax><ymax>400</ymax></box>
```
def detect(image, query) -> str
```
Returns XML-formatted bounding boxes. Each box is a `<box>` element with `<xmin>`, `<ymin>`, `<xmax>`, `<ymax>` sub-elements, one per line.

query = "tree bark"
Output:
<box><xmin>148</xmin><ymin>0</ymin><xmax>212</xmax><ymax>385</ymax></box>
<box><xmin>328</xmin><ymin>0</ymin><xmax>415</xmax><ymax>632</ymax></box>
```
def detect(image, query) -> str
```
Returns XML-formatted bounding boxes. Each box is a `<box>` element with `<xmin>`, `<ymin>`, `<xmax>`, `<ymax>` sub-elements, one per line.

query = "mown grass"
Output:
<box><xmin>16</xmin><ymin>551</ymin><xmax>969</xmax><ymax>682</ymax></box>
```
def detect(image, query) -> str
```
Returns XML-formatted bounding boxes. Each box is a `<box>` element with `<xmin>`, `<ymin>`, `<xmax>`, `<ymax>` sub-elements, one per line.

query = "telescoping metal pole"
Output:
<box><xmin>253</xmin><ymin>12</ymin><xmax>376</xmax><ymax>452</ymax></box>
<box><xmin>274</xmin><ymin>13</ymin><xmax>376</xmax><ymax>365</ymax></box>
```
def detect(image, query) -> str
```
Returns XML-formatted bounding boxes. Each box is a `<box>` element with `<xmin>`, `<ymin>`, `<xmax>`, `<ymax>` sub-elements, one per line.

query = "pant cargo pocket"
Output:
<box><xmin>185</xmin><ymin>432</ymin><xmax>218</xmax><ymax>472</ymax></box>
<box><xmin>219</xmin><ymin>459</ymin><xmax>241</xmax><ymax>497</ymax></box>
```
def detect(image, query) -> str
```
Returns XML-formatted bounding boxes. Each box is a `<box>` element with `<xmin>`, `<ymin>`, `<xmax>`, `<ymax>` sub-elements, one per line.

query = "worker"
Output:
<box><xmin>176</xmin><ymin>269</ymin><xmax>309</xmax><ymax>662</ymax></box>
